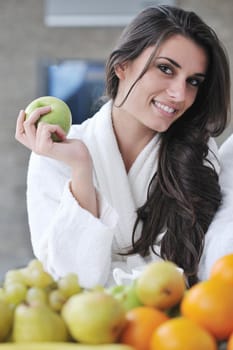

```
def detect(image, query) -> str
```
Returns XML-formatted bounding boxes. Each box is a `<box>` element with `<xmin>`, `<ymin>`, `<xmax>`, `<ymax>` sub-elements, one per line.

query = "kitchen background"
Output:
<box><xmin>0</xmin><ymin>0</ymin><xmax>232</xmax><ymax>278</ymax></box>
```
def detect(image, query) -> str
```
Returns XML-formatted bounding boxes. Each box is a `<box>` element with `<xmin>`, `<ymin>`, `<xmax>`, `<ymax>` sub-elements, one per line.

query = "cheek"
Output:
<box><xmin>186</xmin><ymin>89</ymin><xmax>198</xmax><ymax>109</ymax></box>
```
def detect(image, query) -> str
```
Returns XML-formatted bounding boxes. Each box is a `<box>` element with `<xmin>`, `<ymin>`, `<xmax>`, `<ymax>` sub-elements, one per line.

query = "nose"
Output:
<box><xmin>166</xmin><ymin>78</ymin><xmax>186</xmax><ymax>102</ymax></box>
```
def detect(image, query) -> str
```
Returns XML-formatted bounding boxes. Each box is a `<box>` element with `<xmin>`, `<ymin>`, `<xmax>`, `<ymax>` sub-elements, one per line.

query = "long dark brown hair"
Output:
<box><xmin>105</xmin><ymin>6</ymin><xmax>231</xmax><ymax>285</ymax></box>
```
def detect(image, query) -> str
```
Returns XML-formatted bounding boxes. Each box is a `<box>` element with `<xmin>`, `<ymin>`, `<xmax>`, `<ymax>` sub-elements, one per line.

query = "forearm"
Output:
<box><xmin>70</xmin><ymin>167</ymin><xmax>98</xmax><ymax>217</ymax></box>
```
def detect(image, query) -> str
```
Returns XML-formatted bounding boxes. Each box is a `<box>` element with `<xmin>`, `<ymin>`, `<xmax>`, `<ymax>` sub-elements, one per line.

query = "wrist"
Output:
<box><xmin>69</xmin><ymin>175</ymin><xmax>98</xmax><ymax>218</ymax></box>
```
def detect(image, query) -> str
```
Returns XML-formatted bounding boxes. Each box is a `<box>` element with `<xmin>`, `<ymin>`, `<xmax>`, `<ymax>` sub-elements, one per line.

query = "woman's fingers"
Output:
<box><xmin>35</xmin><ymin>122</ymin><xmax>67</xmax><ymax>155</ymax></box>
<box><xmin>24</xmin><ymin>106</ymin><xmax>51</xmax><ymax>125</ymax></box>
<box><xmin>15</xmin><ymin>109</ymin><xmax>35</xmax><ymax>149</ymax></box>
<box><xmin>16</xmin><ymin>110</ymin><xmax>92</xmax><ymax>168</ymax></box>
<box><xmin>15</xmin><ymin>105</ymin><xmax>76</xmax><ymax>163</ymax></box>
<box><xmin>15</xmin><ymin>106</ymin><xmax>52</xmax><ymax>150</ymax></box>
<box><xmin>15</xmin><ymin>110</ymin><xmax>26</xmax><ymax>142</ymax></box>
<box><xmin>37</xmin><ymin>121</ymin><xmax>66</xmax><ymax>142</ymax></box>
<box><xmin>23</xmin><ymin>106</ymin><xmax>51</xmax><ymax>140</ymax></box>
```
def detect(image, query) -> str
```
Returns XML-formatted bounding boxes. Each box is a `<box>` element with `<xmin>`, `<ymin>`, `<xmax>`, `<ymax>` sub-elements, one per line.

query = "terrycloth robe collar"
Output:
<box><xmin>83</xmin><ymin>101</ymin><xmax>160</xmax><ymax>249</ymax></box>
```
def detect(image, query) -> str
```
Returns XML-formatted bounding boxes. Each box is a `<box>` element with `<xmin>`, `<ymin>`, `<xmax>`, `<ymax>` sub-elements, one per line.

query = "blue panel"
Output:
<box><xmin>43</xmin><ymin>59</ymin><xmax>106</xmax><ymax>124</ymax></box>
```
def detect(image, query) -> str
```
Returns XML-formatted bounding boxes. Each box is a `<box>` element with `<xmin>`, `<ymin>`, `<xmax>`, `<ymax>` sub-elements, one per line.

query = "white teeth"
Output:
<box><xmin>154</xmin><ymin>101</ymin><xmax>175</xmax><ymax>114</ymax></box>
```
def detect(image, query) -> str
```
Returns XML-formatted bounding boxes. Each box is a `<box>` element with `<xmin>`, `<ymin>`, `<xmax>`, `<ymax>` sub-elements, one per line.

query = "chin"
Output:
<box><xmin>153</xmin><ymin>123</ymin><xmax>171</xmax><ymax>133</ymax></box>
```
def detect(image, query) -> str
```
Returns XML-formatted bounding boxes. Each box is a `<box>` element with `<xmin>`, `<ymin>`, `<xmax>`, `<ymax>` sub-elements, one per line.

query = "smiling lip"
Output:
<box><xmin>153</xmin><ymin>100</ymin><xmax>177</xmax><ymax>115</ymax></box>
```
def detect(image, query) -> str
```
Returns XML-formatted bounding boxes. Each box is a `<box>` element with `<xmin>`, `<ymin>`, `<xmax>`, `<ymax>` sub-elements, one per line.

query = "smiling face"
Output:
<box><xmin>113</xmin><ymin>34</ymin><xmax>208</xmax><ymax>134</ymax></box>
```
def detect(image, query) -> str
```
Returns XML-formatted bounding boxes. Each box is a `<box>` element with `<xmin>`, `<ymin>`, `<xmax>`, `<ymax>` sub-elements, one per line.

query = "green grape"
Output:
<box><xmin>4</xmin><ymin>281</ymin><xmax>27</xmax><ymax>305</ymax></box>
<box><xmin>44</xmin><ymin>281</ymin><xmax>58</xmax><ymax>294</ymax></box>
<box><xmin>107</xmin><ymin>281</ymin><xmax>143</xmax><ymax>311</ymax></box>
<box><xmin>21</xmin><ymin>263</ymin><xmax>54</xmax><ymax>288</ymax></box>
<box><xmin>57</xmin><ymin>273</ymin><xmax>82</xmax><ymax>298</ymax></box>
<box><xmin>4</xmin><ymin>269</ymin><xmax>25</xmax><ymax>285</ymax></box>
<box><xmin>29</xmin><ymin>269</ymin><xmax>54</xmax><ymax>288</ymax></box>
<box><xmin>26</xmin><ymin>287</ymin><xmax>48</xmax><ymax>306</ymax></box>
<box><xmin>27</xmin><ymin>259</ymin><xmax>44</xmax><ymax>270</ymax></box>
<box><xmin>48</xmin><ymin>289</ymin><xmax>67</xmax><ymax>312</ymax></box>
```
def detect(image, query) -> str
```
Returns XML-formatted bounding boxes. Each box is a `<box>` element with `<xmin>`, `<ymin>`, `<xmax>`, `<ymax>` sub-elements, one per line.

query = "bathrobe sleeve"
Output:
<box><xmin>198</xmin><ymin>134</ymin><xmax>233</xmax><ymax>280</ymax></box>
<box><xmin>26</xmin><ymin>152</ymin><xmax>118</xmax><ymax>289</ymax></box>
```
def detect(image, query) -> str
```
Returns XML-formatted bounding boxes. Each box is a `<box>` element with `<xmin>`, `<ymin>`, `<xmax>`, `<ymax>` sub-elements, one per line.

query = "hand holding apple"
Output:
<box><xmin>16</xmin><ymin>96</ymin><xmax>95</xmax><ymax>208</ymax></box>
<box><xmin>25</xmin><ymin>96</ymin><xmax>72</xmax><ymax>142</ymax></box>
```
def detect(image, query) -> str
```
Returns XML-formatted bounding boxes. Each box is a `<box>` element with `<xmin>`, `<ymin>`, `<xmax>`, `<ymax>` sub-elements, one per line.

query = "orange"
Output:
<box><xmin>119</xmin><ymin>306</ymin><xmax>169</xmax><ymax>350</ymax></box>
<box><xmin>210</xmin><ymin>254</ymin><xmax>233</xmax><ymax>286</ymax></box>
<box><xmin>227</xmin><ymin>332</ymin><xmax>233</xmax><ymax>350</ymax></box>
<box><xmin>150</xmin><ymin>316</ymin><xmax>217</xmax><ymax>350</ymax></box>
<box><xmin>181</xmin><ymin>279</ymin><xmax>233</xmax><ymax>340</ymax></box>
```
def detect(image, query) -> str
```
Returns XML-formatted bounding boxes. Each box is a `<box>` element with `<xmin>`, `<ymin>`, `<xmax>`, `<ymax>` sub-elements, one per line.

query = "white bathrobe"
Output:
<box><xmin>26</xmin><ymin>101</ymin><xmax>231</xmax><ymax>288</ymax></box>
<box><xmin>198</xmin><ymin>133</ymin><xmax>233</xmax><ymax>280</ymax></box>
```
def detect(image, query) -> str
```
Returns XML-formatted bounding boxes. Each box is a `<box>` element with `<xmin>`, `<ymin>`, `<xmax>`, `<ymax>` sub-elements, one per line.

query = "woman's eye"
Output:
<box><xmin>187</xmin><ymin>77</ymin><xmax>202</xmax><ymax>87</ymax></box>
<box><xmin>158</xmin><ymin>64</ymin><xmax>172</xmax><ymax>75</ymax></box>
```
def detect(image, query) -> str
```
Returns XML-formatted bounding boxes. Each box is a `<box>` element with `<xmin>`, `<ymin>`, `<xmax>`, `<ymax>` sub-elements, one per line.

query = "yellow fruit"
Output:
<box><xmin>150</xmin><ymin>316</ymin><xmax>217</xmax><ymax>350</ymax></box>
<box><xmin>119</xmin><ymin>306</ymin><xmax>169</xmax><ymax>350</ymax></box>
<box><xmin>227</xmin><ymin>332</ymin><xmax>233</xmax><ymax>350</ymax></box>
<box><xmin>62</xmin><ymin>290</ymin><xmax>126</xmax><ymax>344</ymax></box>
<box><xmin>136</xmin><ymin>261</ymin><xmax>186</xmax><ymax>310</ymax></box>
<box><xmin>58</xmin><ymin>273</ymin><xmax>81</xmax><ymax>298</ymax></box>
<box><xmin>20</xmin><ymin>264</ymin><xmax>54</xmax><ymax>289</ymax></box>
<box><xmin>12</xmin><ymin>303</ymin><xmax>68</xmax><ymax>342</ymax></box>
<box><xmin>210</xmin><ymin>254</ymin><xmax>233</xmax><ymax>286</ymax></box>
<box><xmin>0</xmin><ymin>343</ymin><xmax>135</xmax><ymax>350</ymax></box>
<box><xmin>0</xmin><ymin>299</ymin><xmax>13</xmax><ymax>341</ymax></box>
<box><xmin>181</xmin><ymin>279</ymin><xmax>233</xmax><ymax>340</ymax></box>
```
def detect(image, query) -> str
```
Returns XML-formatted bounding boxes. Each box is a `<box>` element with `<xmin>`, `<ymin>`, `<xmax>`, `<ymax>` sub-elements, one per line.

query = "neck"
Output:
<box><xmin>111</xmin><ymin>105</ymin><xmax>155</xmax><ymax>172</ymax></box>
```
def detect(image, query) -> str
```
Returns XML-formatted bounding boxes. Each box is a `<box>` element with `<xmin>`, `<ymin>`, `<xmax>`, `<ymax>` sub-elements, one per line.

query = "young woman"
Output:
<box><xmin>15</xmin><ymin>5</ymin><xmax>230</xmax><ymax>287</ymax></box>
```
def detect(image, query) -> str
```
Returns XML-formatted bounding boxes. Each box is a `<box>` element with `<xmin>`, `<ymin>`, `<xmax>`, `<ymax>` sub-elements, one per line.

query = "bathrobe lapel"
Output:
<box><xmin>85</xmin><ymin>101</ymin><xmax>159</xmax><ymax>248</ymax></box>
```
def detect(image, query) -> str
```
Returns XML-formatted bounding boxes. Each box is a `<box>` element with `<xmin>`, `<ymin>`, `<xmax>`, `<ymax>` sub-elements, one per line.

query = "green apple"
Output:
<box><xmin>135</xmin><ymin>261</ymin><xmax>186</xmax><ymax>310</ymax></box>
<box><xmin>62</xmin><ymin>290</ymin><xmax>126</xmax><ymax>344</ymax></box>
<box><xmin>107</xmin><ymin>281</ymin><xmax>143</xmax><ymax>311</ymax></box>
<box><xmin>25</xmin><ymin>96</ymin><xmax>72</xmax><ymax>141</ymax></box>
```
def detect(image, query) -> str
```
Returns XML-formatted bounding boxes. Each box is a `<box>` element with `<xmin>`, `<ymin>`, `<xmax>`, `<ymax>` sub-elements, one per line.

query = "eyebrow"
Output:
<box><xmin>157</xmin><ymin>56</ymin><xmax>206</xmax><ymax>78</ymax></box>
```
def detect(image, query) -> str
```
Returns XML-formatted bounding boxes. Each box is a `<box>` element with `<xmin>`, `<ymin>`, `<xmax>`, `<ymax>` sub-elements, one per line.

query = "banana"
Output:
<box><xmin>0</xmin><ymin>343</ymin><xmax>135</xmax><ymax>350</ymax></box>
